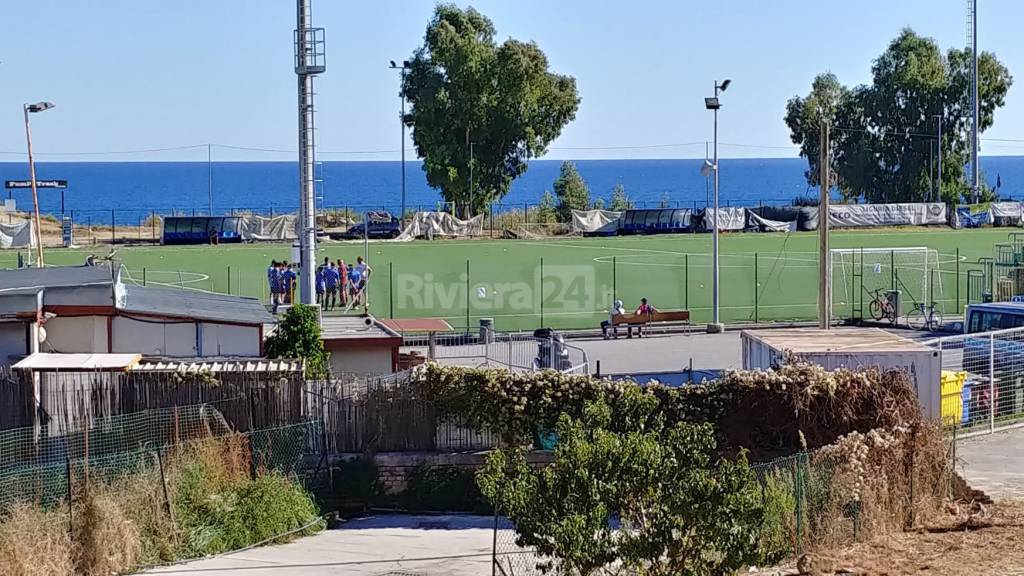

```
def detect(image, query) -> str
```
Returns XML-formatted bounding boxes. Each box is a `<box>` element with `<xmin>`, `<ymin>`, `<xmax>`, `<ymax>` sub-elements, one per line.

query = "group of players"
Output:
<box><xmin>265</xmin><ymin>256</ymin><xmax>372</xmax><ymax>312</ymax></box>
<box><xmin>316</xmin><ymin>256</ymin><xmax>372</xmax><ymax>311</ymax></box>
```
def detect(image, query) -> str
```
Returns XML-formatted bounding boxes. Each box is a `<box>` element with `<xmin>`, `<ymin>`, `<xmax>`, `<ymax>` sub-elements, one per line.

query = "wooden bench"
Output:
<box><xmin>610</xmin><ymin>310</ymin><xmax>691</xmax><ymax>336</ymax></box>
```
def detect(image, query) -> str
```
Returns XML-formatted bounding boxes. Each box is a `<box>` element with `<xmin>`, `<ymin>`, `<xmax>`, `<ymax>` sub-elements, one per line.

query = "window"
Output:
<box><xmin>967</xmin><ymin>310</ymin><xmax>1024</xmax><ymax>333</ymax></box>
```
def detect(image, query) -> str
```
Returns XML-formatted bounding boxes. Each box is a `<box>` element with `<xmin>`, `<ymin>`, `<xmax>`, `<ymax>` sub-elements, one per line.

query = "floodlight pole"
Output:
<box><xmin>207</xmin><ymin>143</ymin><xmax>213</xmax><ymax>215</ymax></box>
<box><xmin>294</xmin><ymin>0</ymin><xmax>325</xmax><ymax>305</ymax></box>
<box><xmin>705</xmin><ymin>141</ymin><xmax>710</xmax><ymax>209</ymax></box>
<box><xmin>818</xmin><ymin>121</ymin><xmax>831</xmax><ymax>329</ymax></box>
<box><xmin>389</xmin><ymin>61</ymin><xmax>410</xmax><ymax>222</ymax></box>
<box><xmin>970</xmin><ymin>0</ymin><xmax>980</xmax><ymax>202</ymax></box>
<box><xmin>23</xmin><ymin>103</ymin><xmax>51</xmax><ymax>267</ymax></box>
<box><xmin>706</xmin><ymin>81</ymin><xmax>727</xmax><ymax>333</ymax></box>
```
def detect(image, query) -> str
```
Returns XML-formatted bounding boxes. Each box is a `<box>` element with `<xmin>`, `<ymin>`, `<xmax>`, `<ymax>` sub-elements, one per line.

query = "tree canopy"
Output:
<box><xmin>785</xmin><ymin>29</ymin><xmax>1012</xmax><ymax>203</ymax></box>
<box><xmin>553</xmin><ymin>161</ymin><xmax>591</xmax><ymax>222</ymax></box>
<box><xmin>402</xmin><ymin>5</ymin><xmax>580</xmax><ymax>216</ymax></box>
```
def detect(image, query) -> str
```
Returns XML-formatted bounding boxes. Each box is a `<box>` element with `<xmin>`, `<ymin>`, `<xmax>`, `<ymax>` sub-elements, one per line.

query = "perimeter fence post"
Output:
<box><xmin>754</xmin><ymin>252</ymin><xmax>759</xmax><ymax>324</ymax></box>
<box><xmin>151</xmin><ymin>210</ymin><xmax>156</xmax><ymax>241</ymax></box>
<box><xmin>389</xmin><ymin>262</ymin><xmax>394</xmax><ymax>319</ymax></box>
<box><xmin>111</xmin><ymin>209</ymin><xmax>116</xmax><ymax>245</ymax></box>
<box><xmin>684</xmin><ymin>253</ymin><xmax>689</xmax><ymax>310</ymax></box>
<box><xmin>612</xmin><ymin>256</ymin><xmax>617</xmax><ymax>301</ymax></box>
<box><xmin>890</xmin><ymin>250</ymin><xmax>896</xmax><ymax>291</ymax></box>
<box><xmin>66</xmin><ymin>457</ymin><xmax>73</xmax><ymax>536</ymax></box>
<box><xmin>143</xmin><ymin>268</ymin><xmax>147</xmax><ymax>286</ymax></box>
<box><xmin>956</xmin><ymin>248</ymin><xmax>961</xmax><ymax>314</ymax></box>
<box><xmin>227</xmin><ymin>266</ymin><xmax>231</xmax><ymax>294</ymax></box>
<box><xmin>989</xmin><ymin>335</ymin><xmax>996</xmax><ymax>433</ymax></box>
<box><xmin>465</xmin><ymin>259</ymin><xmax>471</xmax><ymax>332</ymax></box>
<box><xmin>540</xmin><ymin>257</ymin><xmax>545</xmax><ymax>328</ymax></box>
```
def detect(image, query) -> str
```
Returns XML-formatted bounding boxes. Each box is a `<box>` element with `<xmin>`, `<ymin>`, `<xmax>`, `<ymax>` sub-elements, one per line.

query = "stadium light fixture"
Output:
<box><xmin>23</xmin><ymin>101</ymin><xmax>55</xmax><ymax>266</ymax></box>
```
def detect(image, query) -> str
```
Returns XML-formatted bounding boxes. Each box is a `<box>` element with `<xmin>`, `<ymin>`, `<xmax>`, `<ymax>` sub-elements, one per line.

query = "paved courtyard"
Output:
<box><xmin>147</xmin><ymin>515</ymin><xmax>505</xmax><ymax>576</ymax></box>
<box><xmin>958</xmin><ymin>427</ymin><xmax>1024</xmax><ymax>501</ymax></box>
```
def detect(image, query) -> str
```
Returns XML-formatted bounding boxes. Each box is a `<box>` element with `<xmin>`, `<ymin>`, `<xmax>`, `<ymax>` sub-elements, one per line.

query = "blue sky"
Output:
<box><xmin>2</xmin><ymin>0</ymin><xmax>1024</xmax><ymax>161</ymax></box>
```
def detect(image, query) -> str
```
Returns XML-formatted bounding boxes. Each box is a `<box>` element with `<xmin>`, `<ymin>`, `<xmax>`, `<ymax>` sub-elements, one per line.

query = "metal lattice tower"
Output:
<box><xmin>967</xmin><ymin>0</ymin><xmax>979</xmax><ymax>201</ymax></box>
<box><xmin>295</xmin><ymin>0</ymin><xmax>325</xmax><ymax>304</ymax></box>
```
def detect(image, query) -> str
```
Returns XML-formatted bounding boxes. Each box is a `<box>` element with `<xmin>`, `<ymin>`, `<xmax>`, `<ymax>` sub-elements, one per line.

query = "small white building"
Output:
<box><xmin>0</xmin><ymin>265</ymin><xmax>275</xmax><ymax>366</ymax></box>
<box><xmin>320</xmin><ymin>315</ymin><xmax>403</xmax><ymax>375</ymax></box>
<box><xmin>741</xmin><ymin>327</ymin><xmax>941</xmax><ymax>419</ymax></box>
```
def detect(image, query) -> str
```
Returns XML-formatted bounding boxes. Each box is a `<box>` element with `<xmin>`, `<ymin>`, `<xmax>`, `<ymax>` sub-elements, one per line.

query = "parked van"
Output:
<box><xmin>961</xmin><ymin>302</ymin><xmax>1024</xmax><ymax>423</ymax></box>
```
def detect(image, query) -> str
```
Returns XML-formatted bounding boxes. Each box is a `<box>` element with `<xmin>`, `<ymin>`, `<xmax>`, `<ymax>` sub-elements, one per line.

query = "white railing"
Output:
<box><xmin>924</xmin><ymin>326</ymin><xmax>1024</xmax><ymax>438</ymax></box>
<box><xmin>400</xmin><ymin>328</ymin><xmax>589</xmax><ymax>375</ymax></box>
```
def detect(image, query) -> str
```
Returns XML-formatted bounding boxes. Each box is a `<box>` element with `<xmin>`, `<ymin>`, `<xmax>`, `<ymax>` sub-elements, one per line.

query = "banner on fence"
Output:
<box><xmin>571</xmin><ymin>209</ymin><xmax>622</xmax><ymax>234</ymax></box>
<box><xmin>829</xmin><ymin>203</ymin><xmax>946</xmax><ymax>228</ymax></box>
<box><xmin>700</xmin><ymin>207</ymin><xmax>746</xmax><ymax>231</ymax></box>
<box><xmin>954</xmin><ymin>203</ymin><xmax>994</xmax><ymax>228</ymax></box>
<box><xmin>239</xmin><ymin>214</ymin><xmax>297</xmax><ymax>241</ymax></box>
<box><xmin>0</xmin><ymin>220</ymin><xmax>34</xmax><ymax>249</ymax></box>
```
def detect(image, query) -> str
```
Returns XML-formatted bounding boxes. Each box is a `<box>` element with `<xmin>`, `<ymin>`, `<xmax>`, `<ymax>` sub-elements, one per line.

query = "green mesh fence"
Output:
<box><xmin>0</xmin><ymin>410</ymin><xmax>321</xmax><ymax>512</ymax></box>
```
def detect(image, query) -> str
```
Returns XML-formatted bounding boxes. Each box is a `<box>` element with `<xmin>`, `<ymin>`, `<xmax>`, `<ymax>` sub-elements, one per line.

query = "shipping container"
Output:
<box><xmin>740</xmin><ymin>327</ymin><xmax>941</xmax><ymax>419</ymax></box>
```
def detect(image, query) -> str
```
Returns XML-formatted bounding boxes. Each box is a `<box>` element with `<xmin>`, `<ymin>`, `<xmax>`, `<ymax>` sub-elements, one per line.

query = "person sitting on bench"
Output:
<box><xmin>630</xmin><ymin>297</ymin><xmax>658</xmax><ymax>338</ymax></box>
<box><xmin>601</xmin><ymin>299</ymin><xmax>626</xmax><ymax>339</ymax></box>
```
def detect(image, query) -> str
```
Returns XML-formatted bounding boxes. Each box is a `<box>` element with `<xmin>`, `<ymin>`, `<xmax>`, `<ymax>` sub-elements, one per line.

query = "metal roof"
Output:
<box><xmin>320</xmin><ymin>314</ymin><xmax>402</xmax><ymax>340</ymax></box>
<box><xmin>0</xmin><ymin>265</ymin><xmax>113</xmax><ymax>293</ymax></box>
<box><xmin>120</xmin><ymin>285</ymin><xmax>276</xmax><ymax>325</ymax></box>
<box><xmin>132</xmin><ymin>358</ymin><xmax>304</xmax><ymax>373</ymax></box>
<box><xmin>13</xmin><ymin>352</ymin><xmax>141</xmax><ymax>371</ymax></box>
<box><xmin>965</xmin><ymin>301</ymin><xmax>1024</xmax><ymax>313</ymax></box>
<box><xmin>742</xmin><ymin>327</ymin><xmax>931</xmax><ymax>353</ymax></box>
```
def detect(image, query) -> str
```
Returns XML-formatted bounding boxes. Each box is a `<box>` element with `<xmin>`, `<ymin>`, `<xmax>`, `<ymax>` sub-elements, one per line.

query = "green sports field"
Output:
<box><xmin>4</xmin><ymin>228</ymin><xmax>1012</xmax><ymax>332</ymax></box>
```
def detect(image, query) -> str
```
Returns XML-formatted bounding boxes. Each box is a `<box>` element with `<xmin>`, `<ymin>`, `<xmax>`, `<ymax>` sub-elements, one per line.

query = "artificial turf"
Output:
<box><xmin>3</xmin><ymin>227</ymin><xmax>1011</xmax><ymax>332</ymax></box>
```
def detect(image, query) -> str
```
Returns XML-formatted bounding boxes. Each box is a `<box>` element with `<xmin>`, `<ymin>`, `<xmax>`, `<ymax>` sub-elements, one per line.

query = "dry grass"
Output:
<box><xmin>0</xmin><ymin>503</ymin><xmax>74</xmax><ymax>576</ymax></box>
<box><xmin>74</xmin><ymin>491</ymin><xmax>141</xmax><ymax>576</ymax></box>
<box><xmin>755</xmin><ymin>502</ymin><xmax>1024</xmax><ymax>575</ymax></box>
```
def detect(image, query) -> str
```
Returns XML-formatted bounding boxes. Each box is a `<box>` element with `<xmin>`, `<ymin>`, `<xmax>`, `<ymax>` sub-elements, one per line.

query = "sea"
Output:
<box><xmin>1</xmin><ymin>157</ymin><xmax>1022</xmax><ymax>225</ymax></box>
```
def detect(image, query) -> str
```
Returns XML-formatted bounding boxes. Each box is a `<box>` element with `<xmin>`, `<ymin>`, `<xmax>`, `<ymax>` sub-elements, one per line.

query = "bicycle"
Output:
<box><xmin>906</xmin><ymin>301</ymin><xmax>944</xmax><ymax>331</ymax></box>
<box><xmin>868</xmin><ymin>289</ymin><xmax>897</xmax><ymax>324</ymax></box>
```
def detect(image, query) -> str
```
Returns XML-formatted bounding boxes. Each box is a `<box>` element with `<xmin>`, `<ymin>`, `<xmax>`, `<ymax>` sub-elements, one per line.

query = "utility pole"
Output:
<box><xmin>704</xmin><ymin>141</ymin><xmax>710</xmax><ymax>209</ymax></box>
<box><xmin>207</xmin><ymin>143</ymin><xmax>213</xmax><ymax>215</ymax></box>
<box><xmin>469</xmin><ymin>140</ymin><xmax>474</xmax><ymax>218</ymax></box>
<box><xmin>818</xmin><ymin>121</ymin><xmax>831</xmax><ymax>330</ymax></box>
<box><xmin>935</xmin><ymin>113</ymin><xmax>943</xmax><ymax>204</ymax></box>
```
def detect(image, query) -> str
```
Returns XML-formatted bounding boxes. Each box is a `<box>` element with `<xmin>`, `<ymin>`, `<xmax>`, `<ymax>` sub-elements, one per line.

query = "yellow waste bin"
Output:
<box><xmin>940</xmin><ymin>370</ymin><xmax>966</xmax><ymax>426</ymax></box>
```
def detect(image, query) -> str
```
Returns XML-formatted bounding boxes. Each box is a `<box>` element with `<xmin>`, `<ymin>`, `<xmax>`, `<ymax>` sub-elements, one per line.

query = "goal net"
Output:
<box><xmin>830</xmin><ymin>247</ymin><xmax>943</xmax><ymax>319</ymax></box>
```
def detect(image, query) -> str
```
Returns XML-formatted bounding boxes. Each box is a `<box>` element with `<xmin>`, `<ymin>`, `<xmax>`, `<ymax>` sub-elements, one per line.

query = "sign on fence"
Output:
<box><xmin>4</xmin><ymin>179</ymin><xmax>68</xmax><ymax>189</ymax></box>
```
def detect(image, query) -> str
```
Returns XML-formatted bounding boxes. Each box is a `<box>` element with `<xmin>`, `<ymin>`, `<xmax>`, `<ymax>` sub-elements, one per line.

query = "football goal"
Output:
<box><xmin>830</xmin><ymin>247</ymin><xmax>943</xmax><ymax>321</ymax></box>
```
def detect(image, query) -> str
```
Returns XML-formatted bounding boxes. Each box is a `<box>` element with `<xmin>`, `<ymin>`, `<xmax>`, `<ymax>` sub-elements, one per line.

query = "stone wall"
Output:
<box><xmin>317</xmin><ymin>451</ymin><xmax>554</xmax><ymax>494</ymax></box>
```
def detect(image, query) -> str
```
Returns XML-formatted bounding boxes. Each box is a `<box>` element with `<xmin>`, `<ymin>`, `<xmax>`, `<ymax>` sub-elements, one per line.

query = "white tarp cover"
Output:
<box><xmin>0</xmin><ymin>221</ymin><xmax>34</xmax><ymax>248</ymax></box>
<box><xmin>238</xmin><ymin>214</ymin><xmax>297</xmax><ymax>241</ymax></box>
<box><xmin>395</xmin><ymin>211</ymin><xmax>484</xmax><ymax>241</ymax></box>
<box><xmin>571</xmin><ymin>209</ymin><xmax>622</xmax><ymax>233</ymax></box>
<box><xmin>746</xmin><ymin>211</ymin><xmax>796</xmax><ymax>232</ymax></box>
<box><xmin>829</xmin><ymin>203</ymin><xmax>946</xmax><ymax>227</ymax></box>
<box><xmin>700</xmin><ymin>207</ymin><xmax>746</xmax><ymax>231</ymax></box>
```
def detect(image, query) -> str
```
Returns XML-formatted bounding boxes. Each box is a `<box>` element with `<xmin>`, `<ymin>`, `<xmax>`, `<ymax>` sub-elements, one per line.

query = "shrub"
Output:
<box><xmin>74</xmin><ymin>491</ymin><xmax>141</xmax><ymax>576</ymax></box>
<box><xmin>400</xmin><ymin>465</ymin><xmax>490</xmax><ymax>513</ymax></box>
<box><xmin>331</xmin><ymin>457</ymin><xmax>383</xmax><ymax>509</ymax></box>
<box><xmin>479</xmin><ymin>387</ymin><xmax>764</xmax><ymax>575</ymax></box>
<box><xmin>236</xmin><ymin>473</ymin><xmax>321</xmax><ymax>545</ymax></box>
<box><xmin>756</xmin><ymin>468</ymin><xmax>799</xmax><ymax>565</ymax></box>
<box><xmin>265</xmin><ymin>304</ymin><xmax>330</xmax><ymax>378</ymax></box>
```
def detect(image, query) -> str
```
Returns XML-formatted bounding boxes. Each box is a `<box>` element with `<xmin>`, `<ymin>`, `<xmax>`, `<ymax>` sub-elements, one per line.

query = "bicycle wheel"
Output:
<box><xmin>869</xmin><ymin>299</ymin><xmax>884</xmax><ymax>321</ymax></box>
<box><xmin>906</xmin><ymin>307</ymin><xmax>925</xmax><ymax>330</ymax></box>
<box><xmin>927</xmin><ymin>308</ymin><xmax>944</xmax><ymax>332</ymax></box>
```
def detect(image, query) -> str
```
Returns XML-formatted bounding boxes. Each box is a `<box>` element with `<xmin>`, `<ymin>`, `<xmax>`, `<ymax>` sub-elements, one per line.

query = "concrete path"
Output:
<box><xmin>146</xmin><ymin>515</ymin><xmax>506</xmax><ymax>576</ymax></box>
<box><xmin>958</xmin><ymin>427</ymin><xmax>1024</xmax><ymax>501</ymax></box>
